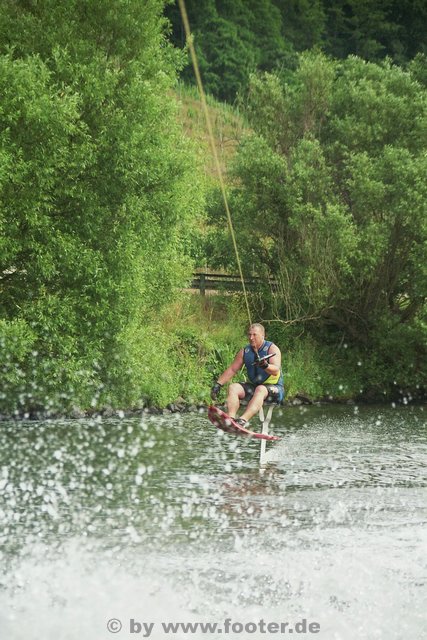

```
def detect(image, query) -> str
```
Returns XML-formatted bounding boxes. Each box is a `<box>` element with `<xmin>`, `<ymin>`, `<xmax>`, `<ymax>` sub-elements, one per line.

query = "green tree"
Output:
<box><xmin>165</xmin><ymin>0</ymin><xmax>292</xmax><ymax>101</ymax></box>
<box><xmin>208</xmin><ymin>52</ymin><xmax>427</xmax><ymax>394</ymax></box>
<box><xmin>194</xmin><ymin>15</ymin><xmax>258</xmax><ymax>101</ymax></box>
<box><xmin>166</xmin><ymin>0</ymin><xmax>427</xmax><ymax>102</ymax></box>
<box><xmin>273</xmin><ymin>0</ymin><xmax>326</xmax><ymax>52</ymax></box>
<box><xmin>0</xmin><ymin>0</ymin><xmax>205</xmax><ymax>412</ymax></box>
<box><xmin>322</xmin><ymin>0</ymin><xmax>397</xmax><ymax>60</ymax></box>
<box><xmin>325</xmin><ymin>57</ymin><xmax>427</xmax><ymax>343</ymax></box>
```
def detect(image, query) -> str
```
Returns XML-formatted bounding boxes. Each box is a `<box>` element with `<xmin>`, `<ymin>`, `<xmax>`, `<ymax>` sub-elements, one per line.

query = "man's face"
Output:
<box><xmin>248</xmin><ymin>326</ymin><xmax>264</xmax><ymax>350</ymax></box>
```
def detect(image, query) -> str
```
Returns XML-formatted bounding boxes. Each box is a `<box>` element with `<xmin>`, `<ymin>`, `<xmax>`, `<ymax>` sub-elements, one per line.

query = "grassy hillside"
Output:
<box><xmin>175</xmin><ymin>82</ymin><xmax>247</xmax><ymax>178</ymax></box>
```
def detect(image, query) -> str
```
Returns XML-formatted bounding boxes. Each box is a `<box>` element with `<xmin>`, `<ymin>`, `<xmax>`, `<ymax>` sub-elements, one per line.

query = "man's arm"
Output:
<box><xmin>211</xmin><ymin>350</ymin><xmax>244</xmax><ymax>400</ymax></box>
<box><xmin>258</xmin><ymin>345</ymin><xmax>281</xmax><ymax>376</ymax></box>
<box><xmin>217</xmin><ymin>349</ymin><xmax>244</xmax><ymax>385</ymax></box>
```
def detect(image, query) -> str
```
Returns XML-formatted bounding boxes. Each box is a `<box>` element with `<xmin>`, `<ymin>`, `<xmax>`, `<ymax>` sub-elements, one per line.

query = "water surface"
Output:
<box><xmin>0</xmin><ymin>404</ymin><xmax>426</xmax><ymax>639</ymax></box>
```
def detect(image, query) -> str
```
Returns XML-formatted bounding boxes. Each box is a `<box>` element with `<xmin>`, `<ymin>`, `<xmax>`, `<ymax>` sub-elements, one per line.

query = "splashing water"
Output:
<box><xmin>0</xmin><ymin>405</ymin><xmax>426</xmax><ymax>639</ymax></box>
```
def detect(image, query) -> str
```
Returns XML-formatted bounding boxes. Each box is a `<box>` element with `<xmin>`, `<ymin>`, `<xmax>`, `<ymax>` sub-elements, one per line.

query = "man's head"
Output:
<box><xmin>248</xmin><ymin>323</ymin><xmax>265</xmax><ymax>350</ymax></box>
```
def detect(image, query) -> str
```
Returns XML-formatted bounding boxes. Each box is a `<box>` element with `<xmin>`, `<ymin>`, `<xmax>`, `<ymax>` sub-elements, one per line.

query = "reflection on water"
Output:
<box><xmin>0</xmin><ymin>405</ymin><xmax>426</xmax><ymax>639</ymax></box>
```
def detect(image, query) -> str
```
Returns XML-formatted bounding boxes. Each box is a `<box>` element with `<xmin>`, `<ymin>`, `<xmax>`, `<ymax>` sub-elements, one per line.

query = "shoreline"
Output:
<box><xmin>1</xmin><ymin>392</ymin><xmax>424</xmax><ymax>422</ymax></box>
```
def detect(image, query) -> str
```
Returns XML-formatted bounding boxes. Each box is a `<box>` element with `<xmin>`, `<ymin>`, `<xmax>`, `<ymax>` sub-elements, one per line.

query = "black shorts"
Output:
<box><xmin>239</xmin><ymin>382</ymin><xmax>285</xmax><ymax>405</ymax></box>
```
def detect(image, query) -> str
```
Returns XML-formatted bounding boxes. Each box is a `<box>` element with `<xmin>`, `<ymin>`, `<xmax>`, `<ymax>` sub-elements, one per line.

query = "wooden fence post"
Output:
<box><xmin>200</xmin><ymin>272</ymin><xmax>206</xmax><ymax>296</ymax></box>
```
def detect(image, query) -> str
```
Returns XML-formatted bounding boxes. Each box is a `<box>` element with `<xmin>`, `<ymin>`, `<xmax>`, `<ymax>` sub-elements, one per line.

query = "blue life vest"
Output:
<box><xmin>243</xmin><ymin>340</ymin><xmax>284</xmax><ymax>387</ymax></box>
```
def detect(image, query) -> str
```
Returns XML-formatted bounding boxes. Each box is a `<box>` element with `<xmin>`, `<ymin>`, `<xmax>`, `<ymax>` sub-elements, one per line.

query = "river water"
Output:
<box><xmin>0</xmin><ymin>404</ymin><xmax>426</xmax><ymax>640</ymax></box>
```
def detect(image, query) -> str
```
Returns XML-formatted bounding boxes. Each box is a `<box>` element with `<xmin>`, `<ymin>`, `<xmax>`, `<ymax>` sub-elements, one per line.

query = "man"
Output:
<box><xmin>210</xmin><ymin>323</ymin><xmax>284</xmax><ymax>426</ymax></box>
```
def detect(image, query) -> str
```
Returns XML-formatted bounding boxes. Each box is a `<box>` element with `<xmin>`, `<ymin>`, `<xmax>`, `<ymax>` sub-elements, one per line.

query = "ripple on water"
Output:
<box><xmin>0</xmin><ymin>405</ymin><xmax>426</xmax><ymax>639</ymax></box>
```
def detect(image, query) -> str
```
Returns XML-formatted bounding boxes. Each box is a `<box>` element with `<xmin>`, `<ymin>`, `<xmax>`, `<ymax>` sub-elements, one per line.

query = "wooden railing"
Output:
<box><xmin>191</xmin><ymin>272</ymin><xmax>278</xmax><ymax>295</ymax></box>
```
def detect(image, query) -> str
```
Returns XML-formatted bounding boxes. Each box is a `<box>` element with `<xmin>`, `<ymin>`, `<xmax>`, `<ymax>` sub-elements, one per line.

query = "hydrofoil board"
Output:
<box><xmin>208</xmin><ymin>405</ymin><xmax>280</xmax><ymax>441</ymax></box>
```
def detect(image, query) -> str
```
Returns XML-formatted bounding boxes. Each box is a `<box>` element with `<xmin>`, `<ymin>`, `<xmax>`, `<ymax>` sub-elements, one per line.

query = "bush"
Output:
<box><xmin>0</xmin><ymin>1</ymin><xmax>206</xmax><ymax>414</ymax></box>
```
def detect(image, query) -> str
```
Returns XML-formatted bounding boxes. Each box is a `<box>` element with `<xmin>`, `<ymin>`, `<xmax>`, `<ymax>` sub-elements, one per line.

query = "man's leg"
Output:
<box><xmin>226</xmin><ymin>383</ymin><xmax>246</xmax><ymax>418</ymax></box>
<box><xmin>240</xmin><ymin>385</ymin><xmax>268</xmax><ymax>422</ymax></box>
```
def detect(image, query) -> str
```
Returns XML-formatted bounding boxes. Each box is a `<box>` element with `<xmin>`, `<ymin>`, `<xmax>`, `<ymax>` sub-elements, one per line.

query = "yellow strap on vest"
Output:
<box><xmin>264</xmin><ymin>373</ymin><xmax>280</xmax><ymax>385</ymax></box>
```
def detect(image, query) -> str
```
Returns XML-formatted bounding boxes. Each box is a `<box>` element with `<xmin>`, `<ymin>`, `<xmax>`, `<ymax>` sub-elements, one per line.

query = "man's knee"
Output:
<box><xmin>253</xmin><ymin>386</ymin><xmax>268</xmax><ymax>399</ymax></box>
<box><xmin>228</xmin><ymin>382</ymin><xmax>244</xmax><ymax>398</ymax></box>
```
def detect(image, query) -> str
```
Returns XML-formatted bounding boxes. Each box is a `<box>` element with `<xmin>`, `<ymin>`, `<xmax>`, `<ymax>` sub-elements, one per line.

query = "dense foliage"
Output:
<box><xmin>206</xmin><ymin>52</ymin><xmax>427</xmax><ymax>399</ymax></box>
<box><xmin>0</xmin><ymin>0</ymin><xmax>205</xmax><ymax>414</ymax></box>
<box><xmin>166</xmin><ymin>0</ymin><xmax>427</xmax><ymax>101</ymax></box>
<box><xmin>1</xmin><ymin>1</ymin><xmax>426</xmax><ymax>414</ymax></box>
